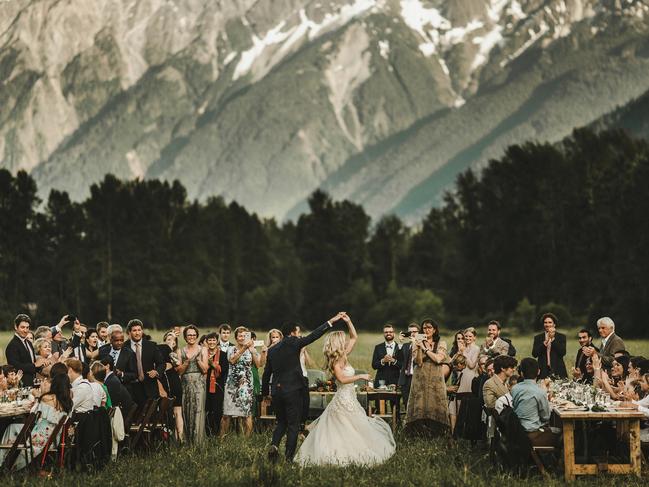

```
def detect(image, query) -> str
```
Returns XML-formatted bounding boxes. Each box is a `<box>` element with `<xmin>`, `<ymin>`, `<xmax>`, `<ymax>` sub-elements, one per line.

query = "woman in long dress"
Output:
<box><xmin>220</xmin><ymin>326</ymin><xmax>262</xmax><ymax>437</ymax></box>
<box><xmin>404</xmin><ymin>318</ymin><xmax>450</xmax><ymax>437</ymax></box>
<box><xmin>295</xmin><ymin>313</ymin><xmax>396</xmax><ymax>466</ymax></box>
<box><xmin>177</xmin><ymin>325</ymin><xmax>208</xmax><ymax>444</ymax></box>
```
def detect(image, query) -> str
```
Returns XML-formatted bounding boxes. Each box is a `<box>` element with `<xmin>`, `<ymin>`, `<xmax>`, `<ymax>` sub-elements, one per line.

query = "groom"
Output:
<box><xmin>262</xmin><ymin>312</ymin><xmax>343</xmax><ymax>462</ymax></box>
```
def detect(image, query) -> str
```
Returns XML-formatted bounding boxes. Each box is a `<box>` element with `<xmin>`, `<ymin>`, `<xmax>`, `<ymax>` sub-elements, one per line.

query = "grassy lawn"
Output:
<box><xmin>1</xmin><ymin>328</ymin><xmax>649</xmax><ymax>485</ymax></box>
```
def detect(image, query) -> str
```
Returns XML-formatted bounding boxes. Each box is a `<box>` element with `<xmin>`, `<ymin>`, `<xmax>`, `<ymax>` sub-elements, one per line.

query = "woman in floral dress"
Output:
<box><xmin>220</xmin><ymin>326</ymin><xmax>261</xmax><ymax>437</ymax></box>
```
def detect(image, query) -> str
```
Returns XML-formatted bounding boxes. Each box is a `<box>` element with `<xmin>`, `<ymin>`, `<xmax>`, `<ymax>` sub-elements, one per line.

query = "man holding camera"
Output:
<box><xmin>372</xmin><ymin>324</ymin><xmax>403</xmax><ymax>387</ymax></box>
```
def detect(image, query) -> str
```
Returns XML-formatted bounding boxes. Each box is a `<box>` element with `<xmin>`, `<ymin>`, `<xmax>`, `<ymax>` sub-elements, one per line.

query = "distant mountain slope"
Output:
<box><xmin>2</xmin><ymin>0</ymin><xmax>649</xmax><ymax>220</ymax></box>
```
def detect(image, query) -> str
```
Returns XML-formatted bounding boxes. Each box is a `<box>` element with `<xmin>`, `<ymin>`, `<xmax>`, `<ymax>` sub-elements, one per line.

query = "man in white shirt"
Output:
<box><xmin>67</xmin><ymin>358</ymin><xmax>95</xmax><ymax>413</ymax></box>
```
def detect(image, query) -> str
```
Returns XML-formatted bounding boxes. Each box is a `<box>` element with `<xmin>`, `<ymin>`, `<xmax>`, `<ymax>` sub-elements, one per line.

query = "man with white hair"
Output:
<box><xmin>588</xmin><ymin>317</ymin><xmax>625</xmax><ymax>368</ymax></box>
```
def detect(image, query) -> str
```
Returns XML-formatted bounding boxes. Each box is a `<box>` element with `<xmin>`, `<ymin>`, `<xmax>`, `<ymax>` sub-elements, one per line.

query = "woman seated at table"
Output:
<box><xmin>592</xmin><ymin>354</ymin><xmax>631</xmax><ymax>400</ymax></box>
<box><xmin>0</xmin><ymin>374</ymin><xmax>71</xmax><ymax>470</ymax></box>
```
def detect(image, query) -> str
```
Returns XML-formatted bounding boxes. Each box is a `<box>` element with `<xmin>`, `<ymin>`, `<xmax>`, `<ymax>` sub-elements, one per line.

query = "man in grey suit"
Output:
<box><xmin>594</xmin><ymin>317</ymin><xmax>625</xmax><ymax>368</ymax></box>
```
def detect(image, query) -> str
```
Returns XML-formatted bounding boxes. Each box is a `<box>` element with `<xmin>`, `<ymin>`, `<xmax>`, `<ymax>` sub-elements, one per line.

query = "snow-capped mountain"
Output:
<box><xmin>1</xmin><ymin>0</ymin><xmax>649</xmax><ymax>220</ymax></box>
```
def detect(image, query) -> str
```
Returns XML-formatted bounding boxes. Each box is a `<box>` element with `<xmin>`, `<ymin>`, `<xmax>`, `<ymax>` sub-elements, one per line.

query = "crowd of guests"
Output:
<box><xmin>1</xmin><ymin>309</ymin><xmax>647</xmax><ymax>471</ymax></box>
<box><xmin>1</xmin><ymin>312</ymin><xmax>297</xmax><ymax>467</ymax></box>
<box><xmin>372</xmin><ymin>313</ymin><xmax>649</xmax><ymax>455</ymax></box>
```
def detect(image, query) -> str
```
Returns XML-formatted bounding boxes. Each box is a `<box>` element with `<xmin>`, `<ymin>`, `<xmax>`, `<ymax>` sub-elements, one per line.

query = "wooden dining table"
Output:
<box><xmin>552</xmin><ymin>407</ymin><xmax>644</xmax><ymax>480</ymax></box>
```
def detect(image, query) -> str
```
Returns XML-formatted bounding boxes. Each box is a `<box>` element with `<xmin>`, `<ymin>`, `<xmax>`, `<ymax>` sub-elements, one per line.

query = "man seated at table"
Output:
<box><xmin>66</xmin><ymin>358</ymin><xmax>95</xmax><ymax>413</ymax></box>
<box><xmin>483</xmin><ymin>355</ymin><xmax>518</xmax><ymax>409</ymax></box>
<box><xmin>512</xmin><ymin>357</ymin><xmax>560</xmax><ymax>447</ymax></box>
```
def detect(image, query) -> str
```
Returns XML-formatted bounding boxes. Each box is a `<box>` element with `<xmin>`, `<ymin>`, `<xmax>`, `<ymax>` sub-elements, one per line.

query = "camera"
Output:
<box><xmin>399</xmin><ymin>331</ymin><xmax>410</xmax><ymax>338</ymax></box>
<box><xmin>243</xmin><ymin>332</ymin><xmax>252</xmax><ymax>342</ymax></box>
<box><xmin>67</xmin><ymin>315</ymin><xmax>77</xmax><ymax>324</ymax></box>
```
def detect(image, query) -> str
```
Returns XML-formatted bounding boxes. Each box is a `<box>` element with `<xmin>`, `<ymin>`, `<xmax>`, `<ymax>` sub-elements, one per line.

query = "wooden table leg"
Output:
<box><xmin>629</xmin><ymin>419</ymin><xmax>641</xmax><ymax>477</ymax></box>
<box><xmin>563</xmin><ymin>419</ymin><xmax>575</xmax><ymax>481</ymax></box>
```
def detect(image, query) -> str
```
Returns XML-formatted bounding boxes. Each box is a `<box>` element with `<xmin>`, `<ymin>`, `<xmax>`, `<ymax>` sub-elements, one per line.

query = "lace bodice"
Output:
<box><xmin>329</xmin><ymin>364</ymin><xmax>363</xmax><ymax>414</ymax></box>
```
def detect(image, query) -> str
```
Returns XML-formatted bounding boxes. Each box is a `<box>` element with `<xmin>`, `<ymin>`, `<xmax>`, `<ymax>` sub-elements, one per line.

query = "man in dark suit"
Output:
<box><xmin>262</xmin><ymin>312</ymin><xmax>340</xmax><ymax>462</ymax></box>
<box><xmin>398</xmin><ymin>323</ymin><xmax>420</xmax><ymax>408</ymax></box>
<box><xmin>371</xmin><ymin>324</ymin><xmax>403</xmax><ymax>386</ymax></box>
<box><xmin>98</xmin><ymin>326</ymin><xmax>136</xmax><ymax>385</ymax></box>
<box><xmin>123</xmin><ymin>319</ymin><xmax>165</xmax><ymax>406</ymax></box>
<box><xmin>573</xmin><ymin>328</ymin><xmax>598</xmax><ymax>379</ymax></box>
<box><xmin>531</xmin><ymin>312</ymin><xmax>567</xmax><ymax>379</ymax></box>
<box><xmin>595</xmin><ymin>316</ymin><xmax>626</xmax><ymax>368</ymax></box>
<box><xmin>5</xmin><ymin>314</ymin><xmax>38</xmax><ymax>386</ymax></box>
<box><xmin>100</xmin><ymin>356</ymin><xmax>134</xmax><ymax>414</ymax></box>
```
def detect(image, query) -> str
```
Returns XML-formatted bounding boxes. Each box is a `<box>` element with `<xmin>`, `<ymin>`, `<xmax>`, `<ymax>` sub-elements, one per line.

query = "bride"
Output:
<box><xmin>295</xmin><ymin>313</ymin><xmax>396</xmax><ymax>466</ymax></box>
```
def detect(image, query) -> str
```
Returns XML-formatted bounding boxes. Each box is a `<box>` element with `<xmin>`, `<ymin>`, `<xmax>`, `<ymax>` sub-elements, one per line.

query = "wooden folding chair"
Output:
<box><xmin>257</xmin><ymin>395</ymin><xmax>276</xmax><ymax>431</ymax></box>
<box><xmin>0</xmin><ymin>411</ymin><xmax>40</xmax><ymax>472</ymax></box>
<box><xmin>33</xmin><ymin>415</ymin><xmax>68</xmax><ymax>474</ymax></box>
<box><xmin>142</xmin><ymin>397</ymin><xmax>174</xmax><ymax>447</ymax></box>
<box><xmin>129</xmin><ymin>399</ymin><xmax>159</xmax><ymax>451</ymax></box>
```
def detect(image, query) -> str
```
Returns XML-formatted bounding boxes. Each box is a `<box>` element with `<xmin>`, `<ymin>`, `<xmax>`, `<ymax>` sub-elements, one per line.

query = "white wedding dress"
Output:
<box><xmin>295</xmin><ymin>364</ymin><xmax>396</xmax><ymax>466</ymax></box>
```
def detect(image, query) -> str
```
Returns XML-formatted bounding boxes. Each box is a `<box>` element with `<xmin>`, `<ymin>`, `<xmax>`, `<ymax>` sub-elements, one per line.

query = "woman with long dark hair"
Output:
<box><xmin>404</xmin><ymin>318</ymin><xmax>450</xmax><ymax>437</ymax></box>
<box><xmin>0</xmin><ymin>374</ymin><xmax>72</xmax><ymax>470</ymax></box>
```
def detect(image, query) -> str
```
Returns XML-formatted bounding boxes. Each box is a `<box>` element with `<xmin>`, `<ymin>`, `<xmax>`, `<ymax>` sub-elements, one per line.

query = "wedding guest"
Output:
<box><xmin>250</xmin><ymin>332</ymin><xmax>266</xmax><ymax>405</ymax></box>
<box><xmin>159</xmin><ymin>331</ymin><xmax>184</xmax><ymax>441</ymax></box>
<box><xmin>219</xmin><ymin>324</ymin><xmax>233</xmax><ymax>352</ymax></box>
<box><xmin>596</xmin><ymin>317</ymin><xmax>626</xmax><ymax>367</ymax></box>
<box><xmin>96</xmin><ymin>322</ymin><xmax>110</xmax><ymax>347</ymax></box>
<box><xmin>89</xmin><ymin>361</ymin><xmax>110</xmax><ymax>408</ymax></box>
<box><xmin>34</xmin><ymin>326</ymin><xmax>53</xmax><ymax>342</ymax></box>
<box><xmin>483</xmin><ymin>355</ymin><xmax>518</xmax><ymax>409</ymax></box>
<box><xmin>371</xmin><ymin>324</ymin><xmax>403</xmax><ymax>386</ymax></box>
<box><xmin>101</xmin><ymin>357</ymin><xmax>133</xmax><ymax>413</ymax></box>
<box><xmin>398</xmin><ymin>323</ymin><xmax>420</xmax><ymax>409</ymax></box>
<box><xmin>84</xmin><ymin>328</ymin><xmax>101</xmax><ymax>361</ymax></box>
<box><xmin>495</xmin><ymin>375</ymin><xmax>519</xmax><ymax>413</ymax></box>
<box><xmin>573</xmin><ymin>329</ymin><xmax>598</xmax><ymax>379</ymax></box>
<box><xmin>404</xmin><ymin>319</ymin><xmax>450</xmax><ymax>437</ymax></box>
<box><xmin>266</xmin><ymin>329</ymin><xmax>283</xmax><ymax>349</ymax></box>
<box><xmin>0</xmin><ymin>373</ymin><xmax>72</xmax><ymax>470</ymax></box>
<box><xmin>205</xmin><ymin>332</ymin><xmax>227</xmax><ymax>437</ymax></box>
<box><xmin>177</xmin><ymin>325</ymin><xmax>208</xmax><ymax>444</ymax></box>
<box><xmin>512</xmin><ymin>358</ymin><xmax>559</xmax><ymax>447</ymax></box>
<box><xmin>66</xmin><ymin>358</ymin><xmax>95</xmax><ymax>413</ymax></box>
<box><xmin>5</xmin><ymin>314</ymin><xmax>37</xmax><ymax>386</ymax></box>
<box><xmin>531</xmin><ymin>313</ymin><xmax>567</xmax><ymax>379</ymax></box>
<box><xmin>449</xmin><ymin>331</ymin><xmax>465</xmax><ymax>359</ymax></box>
<box><xmin>221</xmin><ymin>326</ymin><xmax>262</xmax><ymax>438</ymax></box>
<box><xmin>458</xmin><ymin>327</ymin><xmax>480</xmax><ymax>398</ymax></box>
<box><xmin>69</xmin><ymin>322</ymin><xmax>89</xmax><ymax>365</ymax></box>
<box><xmin>628</xmin><ymin>356</ymin><xmax>648</xmax><ymax>384</ymax></box>
<box><xmin>479</xmin><ymin>321</ymin><xmax>510</xmax><ymax>358</ymax></box>
<box><xmin>3</xmin><ymin>365</ymin><xmax>22</xmax><ymax>389</ymax></box>
<box><xmin>124</xmin><ymin>319</ymin><xmax>165</xmax><ymax>405</ymax></box>
<box><xmin>26</xmin><ymin>331</ymin><xmax>34</xmax><ymax>343</ymax></box>
<box><xmin>0</xmin><ymin>368</ymin><xmax>7</xmax><ymax>392</ymax></box>
<box><xmin>98</xmin><ymin>326</ymin><xmax>136</xmax><ymax>385</ymax></box>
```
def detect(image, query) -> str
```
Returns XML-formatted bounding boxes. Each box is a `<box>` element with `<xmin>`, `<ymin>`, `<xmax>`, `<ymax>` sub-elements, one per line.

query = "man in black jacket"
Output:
<box><xmin>5</xmin><ymin>314</ymin><xmax>37</xmax><ymax>386</ymax></box>
<box><xmin>123</xmin><ymin>319</ymin><xmax>165</xmax><ymax>406</ymax></box>
<box><xmin>98</xmin><ymin>326</ymin><xmax>136</xmax><ymax>385</ymax></box>
<box><xmin>398</xmin><ymin>323</ymin><xmax>420</xmax><ymax>408</ymax></box>
<box><xmin>101</xmin><ymin>356</ymin><xmax>134</xmax><ymax>414</ymax></box>
<box><xmin>371</xmin><ymin>324</ymin><xmax>403</xmax><ymax>386</ymax></box>
<box><xmin>262</xmin><ymin>312</ymin><xmax>341</xmax><ymax>462</ymax></box>
<box><xmin>531</xmin><ymin>313</ymin><xmax>567</xmax><ymax>379</ymax></box>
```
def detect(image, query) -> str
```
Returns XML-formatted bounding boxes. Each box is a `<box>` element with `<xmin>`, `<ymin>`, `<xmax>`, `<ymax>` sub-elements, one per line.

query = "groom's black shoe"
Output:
<box><xmin>267</xmin><ymin>445</ymin><xmax>279</xmax><ymax>463</ymax></box>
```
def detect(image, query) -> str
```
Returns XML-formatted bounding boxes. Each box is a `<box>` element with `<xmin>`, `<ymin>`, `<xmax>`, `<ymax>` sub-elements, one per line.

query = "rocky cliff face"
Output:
<box><xmin>2</xmin><ymin>0</ymin><xmax>649</xmax><ymax>219</ymax></box>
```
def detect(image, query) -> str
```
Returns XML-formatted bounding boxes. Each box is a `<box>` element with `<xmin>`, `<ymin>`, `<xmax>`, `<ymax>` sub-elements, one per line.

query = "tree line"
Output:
<box><xmin>1</xmin><ymin>127</ymin><xmax>648</xmax><ymax>335</ymax></box>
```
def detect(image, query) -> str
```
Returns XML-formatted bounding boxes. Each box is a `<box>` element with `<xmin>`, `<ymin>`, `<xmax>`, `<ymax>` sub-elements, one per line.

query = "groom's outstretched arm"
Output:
<box><xmin>296</xmin><ymin>321</ymin><xmax>333</xmax><ymax>349</ymax></box>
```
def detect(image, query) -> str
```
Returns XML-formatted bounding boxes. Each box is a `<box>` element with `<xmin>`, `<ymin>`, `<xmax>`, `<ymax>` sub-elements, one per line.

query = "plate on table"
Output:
<box><xmin>612</xmin><ymin>406</ymin><xmax>637</xmax><ymax>411</ymax></box>
<box><xmin>559</xmin><ymin>405</ymin><xmax>589</xmax><ymax>411</ymax></box>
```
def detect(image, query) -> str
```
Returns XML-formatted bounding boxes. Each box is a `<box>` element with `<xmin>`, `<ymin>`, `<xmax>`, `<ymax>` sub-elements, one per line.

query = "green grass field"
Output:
<box><xmin>2</xmin><ymin>328</ymin><xmax>649</xmax><ymax>485</ymax></box>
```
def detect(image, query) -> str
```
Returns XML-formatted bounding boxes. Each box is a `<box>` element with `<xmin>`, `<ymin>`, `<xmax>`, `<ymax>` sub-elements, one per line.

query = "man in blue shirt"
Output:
<box><xmin>511</xmin><ymin>357</ymin><xmax>560</xmax><ymax>446</ymax></box>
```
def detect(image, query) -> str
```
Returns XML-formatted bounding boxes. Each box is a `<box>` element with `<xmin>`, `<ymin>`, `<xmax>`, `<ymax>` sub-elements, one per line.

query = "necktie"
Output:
<box><xmin>546</xmin><ymin>337</ymin><xmax>552</xmax><ymax>370</ymax></box>
<box><xmin>24</xmin><ymin>339</ymin><xmax>35</xmax><ymax>362</ymax></box>
<box><xmin>135</xmin><ymin>342</ymin><xmax>144</xmax><ymax>381</ymax></box>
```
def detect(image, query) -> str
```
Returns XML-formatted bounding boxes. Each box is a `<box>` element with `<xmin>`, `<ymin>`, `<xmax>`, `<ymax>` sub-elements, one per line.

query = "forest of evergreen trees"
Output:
<box><xmin>1</xmin><ymin>128</ymin><xmax>648</xmax><ymax>335</ymax></box>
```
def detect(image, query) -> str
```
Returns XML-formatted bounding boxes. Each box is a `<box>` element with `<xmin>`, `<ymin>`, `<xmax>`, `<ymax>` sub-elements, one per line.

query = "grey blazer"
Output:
<box><xmin>599</xmin><ymin>333</ymin><xmax>625</xmax><ymax>367</ymax></box>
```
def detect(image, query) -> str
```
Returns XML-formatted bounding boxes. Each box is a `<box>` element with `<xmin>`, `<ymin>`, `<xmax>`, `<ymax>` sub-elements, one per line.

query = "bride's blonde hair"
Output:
<box><xmin>323</xmin><ymin>331</ymin><xmax>347</xmax><ymax>374</ymax></box>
